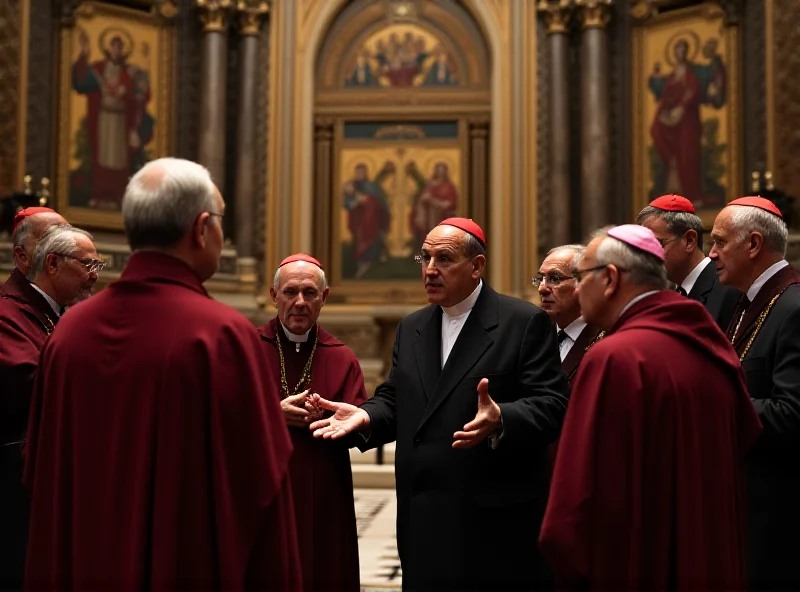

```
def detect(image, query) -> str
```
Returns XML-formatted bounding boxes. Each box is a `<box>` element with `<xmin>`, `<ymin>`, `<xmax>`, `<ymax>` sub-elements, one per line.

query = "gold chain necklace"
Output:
<box><xmin>737</xmin><ymin>288</ymin><xmax>790</xmax><ymax>361</ymax></box>
<box><xmin>276</xmin><ymin>326</ymin><xmax>319</xmax><ymax>397</ymax></box>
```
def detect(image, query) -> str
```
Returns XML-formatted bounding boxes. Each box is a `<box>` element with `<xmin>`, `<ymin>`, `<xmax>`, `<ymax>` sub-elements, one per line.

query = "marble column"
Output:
<box><xmin>468</xmin><ymin>117</ymin><xmax>490</xmax><ymax>231</ymax></box>
<box><xmin>576</xmin><ymin>0</ymin><xmax>612</xmax><ymax>237</ymax></box>
<box><xmin>313</xmin><ymin>118</ymin><xmax>334</xmax><ymax>268</ymax></box>
<box><xmin>538</xmin><ymin>0</ymin><xmax>574</xmax><ymax>246</ymax></box>
<box><xmin>233</xmin><ymin>0</ymin><xmax>268</xmax><ymax>264</ymax></box>
<box><xmin>196</xmin><ymin>0</ymin><xmax>233</xmax><ymax>189</ymax></box>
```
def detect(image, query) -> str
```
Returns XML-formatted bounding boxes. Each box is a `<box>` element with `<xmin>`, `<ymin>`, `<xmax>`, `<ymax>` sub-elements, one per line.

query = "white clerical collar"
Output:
<box><xmin>619</xmin><ymin>290</ymin><xmax>660</xmax><ymax>318</ymax></box>
<box><xmin>746</xmin><ymin>260</ymin><xmax>789</xmax><ymax>302</ymax></box>
<box><xmin>557</xmin><ymin>316</ymin><xmax>587</xmax><ymax>342</ymax></box>
<box><xmin>442</xmin><ymin>280</ymin><xmax>482</xmax><ymax>318</ymax></box>
<box><xmin>680</xmin><ymin>257</ymin><xmax>711</xmax><ymax>295</ymax></box>
<box><xmin>281</xmin><ymin>323</ymin><xmax>311</xmax><ymax>343</ymax></box>
<box><xmin>31</xmin><ymin>283</ymin><xmax>61</xmax><ymax>317</ymax></box>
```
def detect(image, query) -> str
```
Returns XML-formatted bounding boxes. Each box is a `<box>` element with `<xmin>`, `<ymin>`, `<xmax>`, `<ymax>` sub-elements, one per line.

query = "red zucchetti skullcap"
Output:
<box><xmin>649</xmin><ymin>194</ymin><xmax>695</xmax><ymax>213</ymax></box>
<box><xmin>278</xmin><ymin>253</ymin><xmax>323</xmax><ymax>269</ymax></box>
<box><xmin>728</xmin><ymin>196</ymin><xmax>783</xmax><ymax>219</ymax></box>
<box><xmin>13</xmin><ymin>207</ymin><xmax>58</xmax><ymax>232</ymax></box>
<box><xmin>438</xmin><ymin>217</ymin><xmax>486</xmax><ymax>248</ymax></box>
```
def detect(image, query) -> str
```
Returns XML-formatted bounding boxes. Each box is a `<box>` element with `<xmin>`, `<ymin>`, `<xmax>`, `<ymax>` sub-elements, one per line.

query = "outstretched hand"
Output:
<box><xmin>307</xmin><ymin>393</ymin><xmax>370</xmax><ymax>439</ymax></box>
<box><xmin>452</xmin><ymin>378</ymin><xmax>501</xmax><ymax>449</ymax></box>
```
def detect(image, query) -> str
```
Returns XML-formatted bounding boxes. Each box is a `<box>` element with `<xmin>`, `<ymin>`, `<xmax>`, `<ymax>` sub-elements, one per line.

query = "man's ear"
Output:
<box><xmin>748</xmin><ymin>232</ymin><xmax>764</xmax><ymax>260</ymax></box>
<box><xmin>45</xmin><ymin>252</ymin><xmax>60</xmax><ymax>275</ymax></box>
<box><xmin>13</xmin><ymin>245</ymin><xmax>26</xmax><ymax>263</ymax></box>
<box><xmin>684</xmin><ymin>229</ymin><xmax>699</xmax><ymax>251</ymax></box>
<box><xmin>192</xmin><ymin>212</ymin><xmax>211</xmax><ymax>248</ymax></box>
<box><xmin>321</xmin><ymin>287</ymin><xmax>330</xmax><ymax>304</ymax></box>
<box><xmin>603</xmin><ymin>265</ymin><xmax>620</xmax><ymax>299</ymax></box>
<box><xmin>269</xmin><ymin>286</ymin><xmax>278</xmax><ymax>307</ymax></box>
<box><xmin>472</xmin><ymin>254</ymin><xmax>486</xmax><ymax>279</ymax></box>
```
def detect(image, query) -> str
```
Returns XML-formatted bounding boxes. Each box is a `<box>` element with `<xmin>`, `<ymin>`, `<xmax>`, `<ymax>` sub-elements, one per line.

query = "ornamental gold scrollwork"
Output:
<box><xmin>195</xmin><ymin>0</ymin><xmax>233</xmax><ymax>33</ymax></box>
<box><xmin>235</xmin><ymin>0</ymin><xmax>269</xmax><ymax>37</ymax></box>
<box><xmin>574</xmin><ymin>0</ymin><xmax>613</xmax><ymax>30</ymax></box>
<box><xmin>537</xmin><ymin>0</ymin><xmax>573</xmax><ymax>36</ymax></box>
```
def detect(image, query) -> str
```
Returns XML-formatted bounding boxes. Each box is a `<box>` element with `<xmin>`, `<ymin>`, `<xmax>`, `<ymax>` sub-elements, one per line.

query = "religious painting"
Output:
<box><xmin>335</xmin><ymin>121</ymin><xmax>464</xmax><ymax>284</ymax></box>
<box><xmin>56</xmin><ymin>1</ymin><xmax>175</xmax><ymax>229</ymax></box>
<box><xmin>632</xmin><ymin>3</ymin><xmax>740</xmax><ymax>226</ymax></box>
<box><xmin>343</xmin><ymin>23</ymin><xmax>461</xmax><ymax>88</ymax></box>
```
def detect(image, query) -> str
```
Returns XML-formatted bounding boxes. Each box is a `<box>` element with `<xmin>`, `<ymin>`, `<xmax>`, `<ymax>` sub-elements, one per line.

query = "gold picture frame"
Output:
<box><xmin>631</xmin><ymin>2</ymin><xmax>741</xmax><ymax>228</ymax></box>
<box><xmin>56</xmin><ymin>0</ymin><xmax>176</xmax><ymax>230</ymax></box>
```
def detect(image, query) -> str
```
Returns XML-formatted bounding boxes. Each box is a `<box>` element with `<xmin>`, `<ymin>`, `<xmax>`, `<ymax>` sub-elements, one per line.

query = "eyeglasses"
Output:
<box><xmin>413</xmin><ymin>252</ymin><xmax>467</xmax><ymax>270</ymax></box>
<box><xmin>208</xmin><ymin>212</ymin><xmax>224</xmax><ymax>220</ymax></box>
<box><xmin>656</xmin><ymin>235</ymin><xmax>681</xmax><ymax>248</ymax></box>
<box><xmin>532</xmin><ymin>273</ymin><xmax>573</xmax><ymax>288</ymax></box>
<box><xmin>572</xmin><ymin>264</ymin><xmax>628</xmax><ymax>282</ymax></box>
<box><xmin>56</xmin><ymin>253</ymin><xmax>106</xmax><ymax>274</ymax></box>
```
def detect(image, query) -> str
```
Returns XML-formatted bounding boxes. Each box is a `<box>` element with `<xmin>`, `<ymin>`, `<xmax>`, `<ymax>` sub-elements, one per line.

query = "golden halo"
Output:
<box><xmin>664</xmin><ymin>30</ymin><xmax>700</xmax><ymax>67</ymax></box>
<box><xmin>98</xmin><ymin>27</ymin><xmax>135</xmax><ymax>61</ymax></box>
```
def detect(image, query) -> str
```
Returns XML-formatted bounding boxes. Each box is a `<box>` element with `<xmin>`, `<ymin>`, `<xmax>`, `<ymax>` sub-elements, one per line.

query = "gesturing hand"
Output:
<box><xmin>452</xmin><ymin>378</ymin><xmax>502</xmax><ymax>449</ymax></box>
<box><xmin>307</xmin><ymin>393</ymin><xmax>370</xmax><ymax>439</ymax></box>
<box><xmin>281</xmin><ymin>390</ymin><xmax>310</xmax><ymax>428</ymax></box>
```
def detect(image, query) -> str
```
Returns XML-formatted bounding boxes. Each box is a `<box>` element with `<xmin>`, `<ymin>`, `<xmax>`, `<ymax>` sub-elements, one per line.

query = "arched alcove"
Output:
<box><xmin>310</xmin><ymin>0</ymin><xmax>492</xmax><ymax>303</ymax></box>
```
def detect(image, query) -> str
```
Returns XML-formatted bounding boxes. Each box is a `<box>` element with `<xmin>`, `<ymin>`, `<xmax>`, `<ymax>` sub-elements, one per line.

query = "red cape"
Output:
<box><xmin>257</xmin><ymin>318</ymin><xmax>366</xmax><ymax>592</ymax></box>
<box><xmin>23</xmin><ymin>252</ymin><xmax>302</xmax><ymax>591</ymax></box>
<box><xmin>540</xmin><ymin>291</ymin><xmax>761</xmax><ymax>591</ymax></box>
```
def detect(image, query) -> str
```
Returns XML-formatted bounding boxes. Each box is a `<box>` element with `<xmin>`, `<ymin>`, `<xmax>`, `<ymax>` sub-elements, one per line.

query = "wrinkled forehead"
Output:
<box><xmin>73</xmin><ymin>235</ymin><xmax>98</xmax><ymax>256</ymax></box>
<box><xmin>540</xmin><ymin>249</ymin><xmax>577</xmax><ymax>273</ymax></box>
<box><xmin>279</xmin><ymin>262</ymin><xmax>322</xmax><ymax>288</ymax></box>
<box><xmin>711</xmin><ymin>208</ymin><xmax>735</xmax><ymax>237</ymax></box>
<box><xmin>423</xmin><ymin>225</ymin><xmax>467</xmax><ymax>252</ymax></box>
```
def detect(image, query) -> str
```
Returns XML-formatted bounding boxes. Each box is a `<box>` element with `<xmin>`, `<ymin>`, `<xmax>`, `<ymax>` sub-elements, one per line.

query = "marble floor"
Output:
<box><xmin>355</xmin><ymin>488</ymin><xmax>401</xmax><ymax>590</ymax></box>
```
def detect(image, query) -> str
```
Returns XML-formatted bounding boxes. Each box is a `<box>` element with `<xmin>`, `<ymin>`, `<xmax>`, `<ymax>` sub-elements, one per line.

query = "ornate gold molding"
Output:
<box><xmin>196</xmin><ymin>0</ymin><xmax>233</xmax><ymax>33</ymax></box>
<box><xmin>575</xmin><ymin>0</ymin><xmax>612</xmax><ymax>30</ymax></box>
<box><xmin>537</xmin><ymin>0</ymin><xmax>573</xmax><ymax>35</ymax></box>
<box><xmin>236</xmin><ymin>0</ymin><xmax>268</xmax><ymax>36</ymax></box>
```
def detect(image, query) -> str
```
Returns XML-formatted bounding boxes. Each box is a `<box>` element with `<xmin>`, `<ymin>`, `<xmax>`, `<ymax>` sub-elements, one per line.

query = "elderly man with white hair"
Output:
<box><xmin>257</xmin><ymin>253</ymin><xmax>366</xmax><ymax>592</ymax></box>
<box><xmin>709</xmin><ymin>196</ymin><xmax>800</xmax><ymax>591</ymax></box>
<box><xmin>540</xmin><ymin>224</ymin><xmax>761</xmax><ymax>592</ymax></box>
<box><xmin>0</xmin><ymin>223</ymin><xmax>99</xmax><ymax>589</ymax></box>
<box><xmin>23</xmin><ymin>157</ymin><xmax>302</xmax><ymax>591</ymax></box>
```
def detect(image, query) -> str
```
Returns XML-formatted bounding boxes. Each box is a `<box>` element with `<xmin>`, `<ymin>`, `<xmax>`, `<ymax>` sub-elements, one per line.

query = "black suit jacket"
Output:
<box><xmin>686</xmin><ymin>259</ymin><xmax>740</xmax><ymax>331</ymax></box>
<box><xmin>733</xmin><ymin>266</ymin><xmax>800</xmax><ymax>591</ymax></box>
<box><xmin>361</xmin><ymin>284</ymin><xmax>569</xmax><ymax>591</ymax></box>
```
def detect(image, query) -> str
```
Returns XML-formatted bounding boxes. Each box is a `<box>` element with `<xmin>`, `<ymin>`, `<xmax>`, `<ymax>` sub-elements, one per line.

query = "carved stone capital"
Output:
<box><xmin>196</xmin><ymin>0</ymin><xmax>233</xmax><ymax>33</ymax></box>
<box><xmin>156</xmin><ymin>0</ymin><xmax>179</xmax><ymax>21</ymax></box>
<box><xmin>575</xmin><ymin>0</ymin><xmax>612</xmax><ymax>30</ymax></box>
<box><xmin>236</xmin><ymin>0</ymin><xmax>268</xmax><ymax>37</ymax></box>
<box><xmin>537</xmin><ymin>0</ymin><xmax>573</xmax><ymax>35</ymax></box>
<box><xmin>467</xmin><ymin>116</ymin><xmax>490</xmax><ymax>137</ymax></box>
<box><xmin>314</xmin><ymin>117</ymin><xmax>334</xmax><ymax>141</ymax></box>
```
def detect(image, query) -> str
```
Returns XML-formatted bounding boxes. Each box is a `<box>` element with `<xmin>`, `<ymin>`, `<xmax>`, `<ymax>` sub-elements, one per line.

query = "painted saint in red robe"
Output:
<box><xmin>72</xmin><ymin>34</ymin><xmax>147</xmax><ymax>208</ymax></box>
<box><xmin>259</xmin><ymin>317</ymin><xmax>366</xmax><ymax>592</ymax></box>
<box><xmin>649</xmin><ymin>39</ymin><xmax>726</xmax><ymax>207</ymax></box>
<box><xmin>540</xmin><ymin>292</ymin><xmax>761</xmax><ymax>591</ymax></box>
<box><xmin>407</xmin><ymin>161</ymin><xmax>458</xmax><ymax>247</ymax></box>
<box><xmin>343</xmin><ymin>162</ymin><xmax>393</xmax><ymax>279</ymax></box>
<box><xmin>23</xmin><ymin>252</ymin><xmax>302</xmax><ymax>591</ymax></box>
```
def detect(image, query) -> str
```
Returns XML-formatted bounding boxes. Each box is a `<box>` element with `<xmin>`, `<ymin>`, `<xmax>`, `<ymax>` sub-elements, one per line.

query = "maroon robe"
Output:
<box><xmin>258</xmin><ymin>317</ymin><xmax>366</xmax><ymax>592</ymax></box>
<box><xmin>540</xmin><ymin>291</ymin><xmax>762</xmax><ymax>591</ymax></box>
<box><xmin>23</xmin><ymin>252</ymin><xmax>302</xmax><ymax>591</ymax></box>
<box><xmin>0</xmin><ymin>269</ymin><xmax>59</xmax><ymax>588</ymax></box>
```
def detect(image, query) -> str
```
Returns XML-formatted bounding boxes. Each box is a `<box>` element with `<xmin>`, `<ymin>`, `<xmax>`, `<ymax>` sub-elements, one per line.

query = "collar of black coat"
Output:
<box><xmin>258</xmin><ymin>316</ymin><xmax>344</xmax><ymax>347</ymax></box>
<box><xmin>416</xmin><ymin>281</ymin><xmax>499</xmax><ymax>335</ymax></box>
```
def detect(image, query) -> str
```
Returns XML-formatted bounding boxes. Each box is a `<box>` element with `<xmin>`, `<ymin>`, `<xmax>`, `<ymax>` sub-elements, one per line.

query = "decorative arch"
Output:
<box><xmin>266</xmin><ymin>0</ymin><xmax>534</xmax><ymax>301</ymax></box>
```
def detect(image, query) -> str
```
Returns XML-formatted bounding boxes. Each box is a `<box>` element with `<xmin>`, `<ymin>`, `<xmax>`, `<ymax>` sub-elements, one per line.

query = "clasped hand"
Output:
<box><xmin>281</xmin><ymin>390</ymin><xmax>324</xmax><ymax>428</ymax></box>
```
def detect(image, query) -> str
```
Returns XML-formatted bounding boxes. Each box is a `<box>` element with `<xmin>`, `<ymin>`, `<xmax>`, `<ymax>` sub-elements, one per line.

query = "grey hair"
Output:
<box><xmin>591</xmin><ymin>227</ymin><xmax>668</xmax><ymax>289</ymax></box>
<box><xmin>121</xmin><ymin>157</ymin><xmax>218</xmax><ymax>251</ymax></box>
<box><xmin>636</xmin><ymin>206</ymin><xmax>705</xmax><ymax>251</ymax></box>
<box><xmin>463</xmin><ymin>233</ymin><xmax>486</xmax><ymax>259</ymax></box>
<box><xmin>273</xmin><ymin>265</ymin><xmax>328</xmax><ymax>290</ymax></box>
<box><xmin>546</xmin><ymin>244</ymin><xmax>586</xmax><ymax>269</ymax></box>
<box><xmin>27</xmin><ymin>224</ymin><xmax>94</xmax><ymax>281</ymax></box>
<box><xmin>729</xmin><ymin>205</ymin><xmax>788</xmax><ymax>256</ymax></box>
<box><xmin>12</xmin><ymin>218</ymin><xmax>35</xmax><ymax>251</ymax></box>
